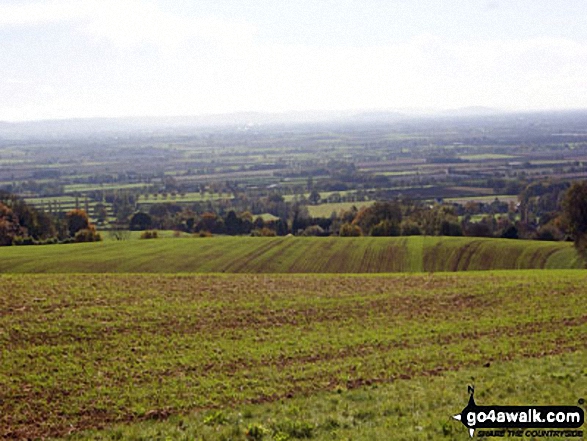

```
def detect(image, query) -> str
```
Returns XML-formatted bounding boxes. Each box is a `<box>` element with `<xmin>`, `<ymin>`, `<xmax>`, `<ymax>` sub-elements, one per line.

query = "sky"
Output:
<box><xmin>1</xmin><ymin>0</ymin><xmax>587</xmax><ymax>121</ymax></box>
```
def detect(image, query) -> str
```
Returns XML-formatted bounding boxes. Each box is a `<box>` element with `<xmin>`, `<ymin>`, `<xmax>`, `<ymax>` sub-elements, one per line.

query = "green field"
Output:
<box><xmin>373</xmin><ymin>170</ymin><xmax>418</xmax><ymax>177</ymax></box>
<box><xmin>458</xmin><ymin>154</ymin><xmax>517</xmax><ymax>160</ymax></box>
<box><xmin>136</xmin><ymin>191</ymin><xmax>235</xmax><ymax>209</ymax></box>
<box><xmin>1</xmin><ymin>271</ymin><xmax>586</xmax><ymax>439</ymax></box>
<box><xmin>98</xmin><ymin>230</ymin><xmax>191</xmax><ymax>241</ymax></box>
<box><xmin>307</xmin><ymin>201</ymin><xmax>373</xmax><ymax>217</ymax></box>
<box><xmin>72</xmin><ymin>352</ymin><xmax>587</xmax><ymax>440</ymax></box>
<box><xmin>283</xmin><ymin>191</ymin><xmax>356</xmax><ymax>203</ymax></box>
<box><xmin>63</xmin><ymin>183</ymin><xmax>148</xmax><ymax>193</ymax></box>
<box><xmin>0</xmin><ymin>236</ymin><xmax>582</xmax><ymax>273</ymax></box>
<box><xmin>445</xmin><ymin>195</ymin><xmax>518</xmax><ymax>204</ymax></box>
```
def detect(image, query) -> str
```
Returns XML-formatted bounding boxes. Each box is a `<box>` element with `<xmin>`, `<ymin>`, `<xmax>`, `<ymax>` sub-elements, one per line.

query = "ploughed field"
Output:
<box><xmin>1</xmin><ymin>271</ymin><xmax>586</xmax><ymax>439</ymax></box>
<box><xmin>0</xmin><ymin>236</ymin><xmax>582</xmax><ymax>273</ymax></box>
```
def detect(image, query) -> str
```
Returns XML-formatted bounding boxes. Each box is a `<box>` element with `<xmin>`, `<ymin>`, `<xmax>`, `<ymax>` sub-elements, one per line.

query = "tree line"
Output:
<box><xmin>0</xmin><ymin>191</ymin><xmax>101</xmax><ymax>245</ymax></box>
<box><xmin>1</xmin><ymin>181</ymin><xmax>587</xmax><ymax>262</ymax></box>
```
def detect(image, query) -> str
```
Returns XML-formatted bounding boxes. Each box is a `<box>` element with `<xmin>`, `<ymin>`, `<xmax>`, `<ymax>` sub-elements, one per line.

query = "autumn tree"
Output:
<box><xmin>0</xmin><ymin>203</ymin><xmax>25</xmax><ymax>245</ymax></box>
<box><xmin>196</xmin><ymin>212</ymin><xmax>224</xmax><ymax>234</ymax></box>
<box><xmin>339</xmin><ymin>222</ymin><xmax>362</xmax><ymax>237</ymax></box>
<box><xmin>562</xmin><ymin>180</ymin><xmax>587</xmax><ymax>263</ymax></box>
<box><xmin>0</xmin><ymin>191</ymin><xmax>57</xmax><ymax>241</ymax></box>
<box><xmin>66</xmin><ymin>209</ymin><xmax>90</xmax><ymax>237</ymax></box>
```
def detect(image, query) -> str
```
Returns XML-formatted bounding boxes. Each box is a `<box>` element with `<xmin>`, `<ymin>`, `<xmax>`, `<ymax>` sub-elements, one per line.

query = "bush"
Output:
<box><xmin>339</xmin><ymin>223</ymin><xmax>362</xmax><ymax>237</ymax></box>
<box><xmin>301</xmin><ymin>225</ymin><xmax>325</xmax><ymax>236</ymax></box>
<box><xmin>195</xmin><ymin>230</ymin><xmax>213</xmax><ymax>238</ymax></box>
<box><xmin>13</xmin><ymin>236</ymin><xmax>35</xmax><ymax>246</ymax></box>
<box><xmin>37</xmin><ymin>237</ymin><xmax>58</xmax><ymax>245</ymax></box>
<box><xmin>251</xmin><ymin>227</ymin><xmax>276</xmax><ymax>237</ymax></box>
<box><xmin>535</xmin><ymin>225</ymin><xmax>561</xmax><ymax>241</ymax></box>
<box><xmin>74</xmin><ymin>228</ymin><xmax>102</xmax><ymax>243</ymax></box>
<box><xmin>66</xmin><ymin>209</ymin><xmax>90</xmax><ymax>237</ymax></box>
<box><xmin>140</xmin><ymin>230</ymin><xmax>158</xmax><ymax>239</ymax></box>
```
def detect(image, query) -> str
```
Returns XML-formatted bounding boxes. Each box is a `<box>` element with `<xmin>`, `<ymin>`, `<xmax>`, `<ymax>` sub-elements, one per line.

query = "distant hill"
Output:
<box><xmin>0</xmin><ymin>236</ymin><xmax>581</xmax><ymax>273</ymax></box>
<box><xmin>3</xmin><ymin>109</ymin><xmax>587</xmax><ymax>139</ymax></box>
<box><xmin>0</xmin><ymin>111</ymin><xmax>406</xmax><ymax>138</ymax></box>
<box><xmin>438</xmin><ymin>106</ymin><xmax>501</xmax><ymax>117</ymax></box>
<box><xmin>348</xmin><ymin>111</ymin><xmax>406</xmax><ymax>122</ymax></box>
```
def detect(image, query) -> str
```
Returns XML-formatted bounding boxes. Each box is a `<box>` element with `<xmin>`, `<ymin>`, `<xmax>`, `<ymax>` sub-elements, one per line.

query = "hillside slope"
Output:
<box><xmin>0</xmin><ymin>236</ymin><xmax>582</xmax><ymax>273</ymax></box>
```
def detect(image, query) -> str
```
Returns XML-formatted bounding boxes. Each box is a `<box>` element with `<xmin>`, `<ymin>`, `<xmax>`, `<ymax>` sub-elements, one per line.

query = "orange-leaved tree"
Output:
<box><xmin>65</xmin><ymin>209</ymin><xmax>102</xmax><ymax>242</ymax></box>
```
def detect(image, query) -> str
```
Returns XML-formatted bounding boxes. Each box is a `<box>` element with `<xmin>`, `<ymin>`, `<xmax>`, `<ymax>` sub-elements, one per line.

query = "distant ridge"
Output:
<box><xmin>0</xmin><ymin>111</ymin><xmax>366</xmax><ymax>138</ymax></box>
<box><xmin>3</xmin><ymin>109</ymin><xmax>587</xmax><ymax>139</ymax></box>
<box><xmin>438</xmin><ymin>106</ymin><xmax>501</xmax><ymax>117</ymax></box>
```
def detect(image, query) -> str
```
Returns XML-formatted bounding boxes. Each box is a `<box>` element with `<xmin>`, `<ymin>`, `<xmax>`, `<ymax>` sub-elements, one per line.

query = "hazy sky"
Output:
<box><xmin>1</xmin><ymin>0</ymin><xmax>587</xmax><ymax>121</ymax></box>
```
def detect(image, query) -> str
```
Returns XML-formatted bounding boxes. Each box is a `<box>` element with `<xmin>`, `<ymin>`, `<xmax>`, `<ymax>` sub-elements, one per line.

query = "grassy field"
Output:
<box><xmin>135</xmin><ymin>192</ymin><xmax>235</xmax><ymax>209</ymax></box>
<box><xmin>458</xmin><ymin>154</ymin><xmax>517</xmax><ymax>161</ymax></box>
<box><xmin>70</xmin><ymin>352</ymin><xmax>587</xmax><ymax>440</ymax></box>
<box><xmin>62</xmin><ymin>183</ymin><xmax>148</xmax><ymax>193</ymax></box>
<box><xmin>1</xmin><ymin>271</ymin><xmax>586</xmax><ymax>439</ymax></box>
<box><xmin>0</xmin><ymin>236</ymin><xmax>582</xmax><ymax>274</ymax></box>
<box><xmin>445</xmin><ymin>195</ymin><xmax>518</xmax><ymax>204</ymax></box>
<box><xmin>306</xmin><ymin>201</ymin><xmax>373</xmax><ymax>217</ymax></box>
<box><xmin>99</xmin><ymin>230</ymin><xmax>191</xmax><ymax>241</ymax></box>
<box><xmin>373</xmin><ymin>171</ymin><xmax>418</xmax><ymax>177</ymax></box>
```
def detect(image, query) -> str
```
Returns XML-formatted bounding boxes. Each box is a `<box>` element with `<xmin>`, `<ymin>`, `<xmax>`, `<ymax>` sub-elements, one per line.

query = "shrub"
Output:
<box><xmin>140</xmin><ymin>230</ymin><xmax>159</xmax><ymax>239</ymax></box>
<box><xmin>13</xmin><ymin>236</ymin><xmax>35</xmax><ymax>246</ymax></box>
<box><xmin>535</xmin><ymin>225</ymin><xmax>561</xmax><ymax>241</ymax></box>
<box><xmin>74</xmin><ymin>228</ymin><xmax>102</xmax><ymax>243</ymax></box>
<box><xmin>37</xmin><ymin>237</ymin><xmax>58</xmax><ymax>245</ymax></box>
<box><xmin>196</xmin><ymin>230</ymin><xmax>213</xmax><ymax>238</ymax></box>
<box><xmin>251</xmin><ymin>227</ymin><xmax>276</xmax><ymax>237</ymax></box>
<box><xmin>301</xmin><ymin>225</ymin><xmax>324</xmax><ymax>236</ymax></box>
<box><xmin>339</xmin><ymin>223</ymin><xmax>362</xmax><ymax>237</ymax></box>
<box><xmin>66</xmin><ymin>209</ymin><xmax>90</xmax><ymax>237</ymax></box>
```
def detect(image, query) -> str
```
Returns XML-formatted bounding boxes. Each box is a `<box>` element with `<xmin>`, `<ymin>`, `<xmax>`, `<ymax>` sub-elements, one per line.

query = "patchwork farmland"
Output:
<box><xmin>2</xmin><ymin>114</ymin><xmax>587</xmax><ymax>439</ymax></box>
